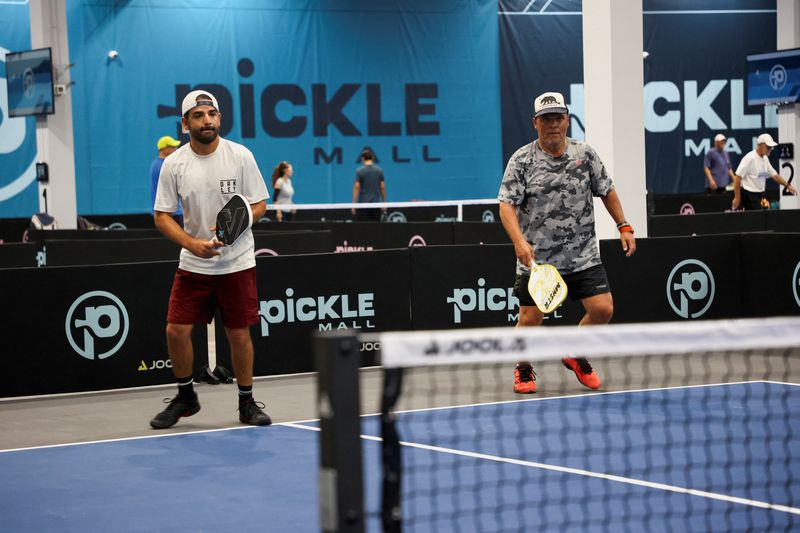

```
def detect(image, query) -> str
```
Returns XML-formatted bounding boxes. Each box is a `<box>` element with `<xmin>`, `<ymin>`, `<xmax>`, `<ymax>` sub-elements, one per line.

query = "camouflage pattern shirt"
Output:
<box><xmin>498</xmin><ymin>138</ymin><xmax>614</xmax><ymax>274</ymax></box>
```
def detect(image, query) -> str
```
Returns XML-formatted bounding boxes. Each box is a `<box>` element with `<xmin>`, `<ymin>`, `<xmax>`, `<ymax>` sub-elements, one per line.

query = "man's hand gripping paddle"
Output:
<box><xmin>527</xmin><ymin>261</ymin><xmax>568</xmax><ymax>314</ymax></box>
<box><xmin>213</xmin><ymin>194</ymin><xmax>252</xmax><ymax>245</ymax></box>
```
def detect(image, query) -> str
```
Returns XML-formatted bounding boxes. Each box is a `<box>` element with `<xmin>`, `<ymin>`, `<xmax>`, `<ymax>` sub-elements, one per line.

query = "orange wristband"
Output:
<box><xmin>618</xmin><ymin>225</ymin><xmax>633</xmax><ymax>234</ymax></box>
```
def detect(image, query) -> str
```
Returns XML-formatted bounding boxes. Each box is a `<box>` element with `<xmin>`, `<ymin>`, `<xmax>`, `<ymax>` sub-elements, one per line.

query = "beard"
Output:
<box><xmin>190</xmin><ymin>127</ymin><xmax>218</xmax><ymax>145</ymax></box>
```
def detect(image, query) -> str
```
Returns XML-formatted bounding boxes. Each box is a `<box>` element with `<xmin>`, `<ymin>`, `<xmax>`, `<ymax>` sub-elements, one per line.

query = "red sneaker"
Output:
<box><xmin>562</xmin><ymin>357</ymin><xmax>601</xmax><ymax>390</ymax></box>
<box><xmin>513</xmin><ymin>364</ymin><xmax>537</xmax><ymax>394</ymax></box>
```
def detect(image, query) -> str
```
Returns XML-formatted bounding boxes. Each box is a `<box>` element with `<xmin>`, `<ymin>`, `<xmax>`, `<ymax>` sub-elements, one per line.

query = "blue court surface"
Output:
<box><xmin>1</xmin><ymin>382</ymin><xmax>798</xmax><ymax>532</ymax></box>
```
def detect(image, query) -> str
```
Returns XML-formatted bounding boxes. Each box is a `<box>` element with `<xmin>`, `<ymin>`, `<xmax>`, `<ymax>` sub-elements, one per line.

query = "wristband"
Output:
<box><xmin>618</xmin><ymin>224</ymin><xmax>634</xmax><ymax>234</ymax></box>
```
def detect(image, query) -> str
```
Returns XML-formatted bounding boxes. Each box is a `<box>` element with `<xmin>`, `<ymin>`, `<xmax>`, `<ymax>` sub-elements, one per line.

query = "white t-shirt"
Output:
<box><xmin>154</xmin><ymin>138</ymin><xmax>268</xmax><ymax>275</ymax></box>
<box><xmin>274</xmin><ymin>176</ymin><xmax>295</xmax><ymax>210</ymax></box>
<box><xmin>735</xmin><ymin>150</ymin><xmax>776</xmax><ymax>193</ymax></box>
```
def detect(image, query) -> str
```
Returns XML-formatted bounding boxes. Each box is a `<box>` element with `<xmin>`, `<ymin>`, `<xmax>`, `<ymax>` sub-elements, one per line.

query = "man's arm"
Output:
<box><xmin>498</xmin><ymin>201</ymin><xmax>533</xmax><ymax>268</ymax></box>
<box><xmin>703</xmin><ymin>166</ymin><xmax>717</xmax><ymax>189</ymax></box>
<box><xmin>380</xmin><ymin>180</ymin><xmax>386</xmax><ymax>202</ymax></box>
<box><xmin>154</xmin><ymin>211</ymin><xmax>222</xmax><ymax>258</ymax></box>
<box><xmin>351</xmin><ymin>180</ymin><xmax>360</xmax><ymax>215</ymax></box>
<box><xmin>732</xmin><ymin>173</ymin><xmax>742</xmax><ymax>209</ymax></box>
<box><xmin>770</xmin><ymin>173</ymin><xmax>798</xmax><ymax>194</ymax></box>
<box><xmin>600</xmin><ymin>189</ymin><xmax>636</xmax><ymax>257</ymax></box>
<box><xmin>250</xmin><ymin>200</ymin><xmax>267</xmax><ymax>223</ymax></box>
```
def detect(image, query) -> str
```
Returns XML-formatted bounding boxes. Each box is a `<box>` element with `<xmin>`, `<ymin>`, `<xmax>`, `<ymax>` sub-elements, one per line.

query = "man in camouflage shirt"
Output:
<box><xmin>498</xmin><ymin>91</ymin><xmax>636</xmax><ymax>394</ymax></box>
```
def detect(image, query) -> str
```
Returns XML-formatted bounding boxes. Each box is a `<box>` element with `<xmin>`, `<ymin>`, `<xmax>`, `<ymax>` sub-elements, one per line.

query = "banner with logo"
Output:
<box><xmin>248</xmin><ymin>249</ymin><xmax>412</xmax><ymax>375</ymax></box>
<box><xmin>601</xmin><ymin>235</ymin><xmax>743</xmax><ymax>322</ymax></box>
<box><xmin>410</xmin><ymin>244</ymin><xmax>585</xmax><ymax>329</ymax></box>
<box><xmin>0</xmin><ymin>4</ymin><xmax>38</xmax><ymax>218</ymax></box>
<box><xmin>498</xmin><ymin>0</ymin><xmax>778</xmax><ymax>193</ymax></box>
<box><xmin>2</xmin><ymin>234</ymin><xmax>798</xmax><ymax>397</ymax></box>
<box><xmin>0</xmin><ymin>261</ymin><xmax>206</xmax><ymax>397</ymax></box>
<box><xmin>57</xmin><ymin>0</ymin><xmax>501</xmax><ymax>216</ymax></box>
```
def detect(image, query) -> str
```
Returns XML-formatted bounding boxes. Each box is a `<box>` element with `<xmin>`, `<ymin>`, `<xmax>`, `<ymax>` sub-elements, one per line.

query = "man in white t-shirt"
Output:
<box><xmin>733</xmin><ymin>133</ymin><xmax>797</xmax><ymax>210</ymax></box>
<box><xmin>151</xmin><ymin>90</ymin><xmax>271</xmax><ymax>429</ymax></box>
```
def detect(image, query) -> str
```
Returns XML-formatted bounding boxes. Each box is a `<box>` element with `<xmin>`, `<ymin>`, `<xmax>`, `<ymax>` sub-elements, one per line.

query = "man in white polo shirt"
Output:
<box><xmin>733</xmin><ymin>133</ymin><xmax>797</xmax><ymax>210</ymax></box>
<box><xmin>151</xmin><ymin>90</ymin><xmax>271</xmax><ymax>429</ymax></box>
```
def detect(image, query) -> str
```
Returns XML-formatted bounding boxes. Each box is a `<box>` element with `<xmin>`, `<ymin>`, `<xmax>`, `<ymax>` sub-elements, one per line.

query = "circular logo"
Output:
<box><xmin>481</xmin><ymin>210</ymin><xmax>496</xmax><ymax>223</ymax></box>
<box><xmin>792</xmin><ymin>260</ymin><xmax>800</xmax><ymax>309</ymax></box>
<box><xmin>770</xmin><ymin>64</ymin><xmax>787</xmax><ymax>91</ymax></box>
<box><xmin>107</xmin><ymin>222</ymin><xmax>128</xmax><ymax>230</ymax></box>
<box><xmin>666</xmin><ymin>259</ymin><xmax>715</xmax><ymax>319</ymax></box>
<box><xmin>386</xmin><ymin>211</ymin><xmax>407</xmax><ymax>223</ymax></box>
<box><xmin>0</xmin><ymin>46</ymin><xmax>38</xmax><ymax>202</ymax></box>
<box><xmin>255</xmin><ymin>248</ymin><xmax>279</xmax><ymax>257</ymax></box>
<box><xmin>679</xmin><ymin>203</ymin><xmax>695</xmax><ymax>215</ymax></box>
<box><xmin>408</xmin><ymin>235</ymin><xmax>427</xmax><ymax>247</ymax></box>
<box><xmin>65</xmin><ymin>291</ymin><xmax>130</xmax><ymax>360</ymax></box>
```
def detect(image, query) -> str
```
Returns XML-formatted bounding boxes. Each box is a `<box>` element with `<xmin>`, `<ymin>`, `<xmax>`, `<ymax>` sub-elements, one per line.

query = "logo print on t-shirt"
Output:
<box><xmin>220</xmin><ymin>179</ymin><xmax>237</xmax><ymax>194</ymax></box>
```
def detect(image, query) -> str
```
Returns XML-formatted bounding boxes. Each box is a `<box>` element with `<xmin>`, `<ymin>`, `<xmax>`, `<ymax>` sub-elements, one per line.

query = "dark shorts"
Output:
<box><xmin>356</xmin><ymin>207</ymin><xmax>382</xmax><ymax>221</ymax></box>
<box><xmin>167</xmin><ymin>267</ymin><xmax>259</xmax><ymax>328</ymax></box>
<box><xmin>741</xmin><ymin>189</ymin><xmax>767</xmax><ymax>210</ymax></box>
<box><xmin>512</xmin><ymin>264</ymin><xmax>611</xmax><ymax>307</ymax></box>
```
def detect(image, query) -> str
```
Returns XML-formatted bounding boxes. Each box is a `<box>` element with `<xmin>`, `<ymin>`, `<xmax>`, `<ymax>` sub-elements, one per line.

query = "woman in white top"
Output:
<box><xmin>270</xmin><ymin>161</ymin><xmax>296</xmax><ymax>221</ymax></box>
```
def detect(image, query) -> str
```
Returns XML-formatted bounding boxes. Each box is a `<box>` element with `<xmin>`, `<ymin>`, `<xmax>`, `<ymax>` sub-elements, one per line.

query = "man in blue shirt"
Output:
<box><xmin>703</xmin><ymin>133</ymin><xmax>735</xmax><ymax>194</ymax></box>
<box><xmin>150</xmin><ymin>135</ymin><xmax>183</xmax><ymax>222</ymax></box>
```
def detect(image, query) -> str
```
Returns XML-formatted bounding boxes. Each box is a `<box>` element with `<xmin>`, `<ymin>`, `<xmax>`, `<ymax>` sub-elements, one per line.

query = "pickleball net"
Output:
<box><xmin>316</xmin><ymin>317</ymin><xmax>800</xmax><ymax>532</ymax></box>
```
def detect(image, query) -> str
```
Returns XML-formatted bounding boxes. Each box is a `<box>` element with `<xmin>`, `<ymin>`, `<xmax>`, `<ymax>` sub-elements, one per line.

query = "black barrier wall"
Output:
<box><xmin>648</xmin><ymin>209</ymin><xmax>800</xmax><ymax>237</ymax></box>
<box><xmin>3</xmin><ymin>234</ymin><xmax>799</xmax><ymax>397</ymax></box>
<box><xmin>740</xmin><ymin>233</ymin><xmax>800</xmax><ymax>316</ymax></box>
<box><xmin>408</xmin><ymin>245</ymin><xmax>585</xmax><ymax>329</ymax></box>
<box><xmin>601</xmin><ymin>235</ymin><xmax>743</xmax><ymax>322</ymax></box>
<box><xmin>0</xmin><ymin>242</ymin><xmax>37</xmax><ymax>267</ymax></box>
<box><xmin>247</xmin><ymin>249</ymin><xmax>412</xmax><ymax>374</ymax></box>
<box><xmin>0</xmin><ymin>261</ymin><xmax>208</xmax><ymax>397</ymax></box>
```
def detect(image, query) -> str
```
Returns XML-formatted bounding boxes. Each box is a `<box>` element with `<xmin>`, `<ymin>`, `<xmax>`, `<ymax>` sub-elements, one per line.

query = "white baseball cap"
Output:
<box><xmin>534</xmin><ymin>92</ymin><xmax>568</xmax><ymax>117</ymax></box>
<box><xmin>714</xmin><ymin>133</ymin><xmax>726</xmax><ymax>142</ymax></box>
<box><xmin>180</xmin><ymin>90</ymin><xmax>219</xmax><ymax>133</ymax></box>
<box><xmin>756</xmin><ymin>133</ymin><xmax>778</xmax><ymax>147</ymax></box>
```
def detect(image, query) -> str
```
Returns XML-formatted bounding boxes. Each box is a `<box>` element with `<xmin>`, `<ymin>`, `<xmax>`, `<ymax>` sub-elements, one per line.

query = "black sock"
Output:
<box><xmin>177</xmin><ymin>375</ymin><xmax>195</xmax><ymax>399</ymax></box>
<box><xmin>238</xmin><ymin>384</ymin><xmax>253</xmax><ymax>404</ymax></box>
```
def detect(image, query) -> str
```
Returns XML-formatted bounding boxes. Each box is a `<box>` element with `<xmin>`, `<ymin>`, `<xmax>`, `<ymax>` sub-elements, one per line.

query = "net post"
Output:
<box><xmin>381</xmin><ymin>367</ymin><xmax>404</xmax><ymax>532</ymax></box>
<box><xmin>316</xmin><ymin>332</ymin><xmax>364</xmax><ymax>533</ymax></box>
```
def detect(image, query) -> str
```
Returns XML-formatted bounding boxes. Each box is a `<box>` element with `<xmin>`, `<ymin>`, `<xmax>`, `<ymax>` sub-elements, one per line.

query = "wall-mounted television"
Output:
<box><xmin>747</xmin><ymin>48</ymin><xmax>800</xmax><ymax>105</ymax></box>
<box><xmin>4</xmin><ymin>47</ymin><xmax>55</xmax><ymax>117</ymax></box>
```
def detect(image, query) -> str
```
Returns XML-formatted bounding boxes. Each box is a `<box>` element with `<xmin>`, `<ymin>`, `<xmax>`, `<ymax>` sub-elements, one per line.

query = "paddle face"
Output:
<box><xmin>527</xmin><ymin>262</ymin><xmax>567</xmax><ymax>314</ymax></box>
<box><xmin>214</xmin><ymin>194</ymin><xmax>252</xmax><ymax>245</ymax></box>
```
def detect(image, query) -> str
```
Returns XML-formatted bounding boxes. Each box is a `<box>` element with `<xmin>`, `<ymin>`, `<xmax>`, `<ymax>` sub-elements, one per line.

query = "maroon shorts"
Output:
<box><xmin>167</xmin><ymin>267</ymin><xmax>259</xmax><ymax>328</ymax></box>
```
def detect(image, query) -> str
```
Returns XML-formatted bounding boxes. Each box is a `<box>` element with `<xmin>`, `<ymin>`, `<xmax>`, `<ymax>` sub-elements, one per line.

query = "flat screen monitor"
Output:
<box><xmin>5</xmin><ymin>47</ymin><xmax>55</xmax><ymax>117</ymax></box>
<box><xmin>747</xmin><ymin>48</ymin><xmax>800</xmax><ymax>105</ymax></box>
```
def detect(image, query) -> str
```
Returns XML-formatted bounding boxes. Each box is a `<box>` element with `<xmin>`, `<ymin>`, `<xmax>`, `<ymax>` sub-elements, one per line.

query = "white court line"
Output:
<box><xmin>292</xmin><ymin>379</ymin><xmax>800</xmax><ymax>516</ymax></box>
<box><xmin>384</xmin><ymin>438</ymin><xmax>800</xmax><ymax>516</ymax></box>
<box><xmin>283</xmin><ymin>419</ymin><xmax>800</xmax><ymax>516</ymax></box>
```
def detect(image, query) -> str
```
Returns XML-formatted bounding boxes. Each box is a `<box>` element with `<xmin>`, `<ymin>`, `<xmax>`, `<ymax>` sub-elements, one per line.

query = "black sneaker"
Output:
<box><xmin>238</xmin><ymin>398</ymin><xmax>272</xmax><ymax>426</ymax></box>
<box><xmin>150</xmin><ymin>394</ymin><xmax>201</xmax><ymax>429</ymax></box>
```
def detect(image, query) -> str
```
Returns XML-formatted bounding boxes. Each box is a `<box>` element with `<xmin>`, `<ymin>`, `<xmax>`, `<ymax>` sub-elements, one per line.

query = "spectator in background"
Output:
<box><xmin>733</xmin><ymin>133</ymin><xmax>797</xmax><ymax>210</ymax></box>
<box><xmin>270</xmin><ymin>161</ymin><xmax>296</xmax><ymax>222</ymax></box>
<box><xmin>150</xmin><ymin>135</ymin><xmax>183</xmax><ymax>224</ymax></box>
<box><xmin>703</xmin><ymin>133</ymin><xmax>735</xmax><ymax>194</ymax></box>
<box><xmin>351</xmin><ymin>149</ymin><xmax>386</xmax><ymax>221</ymax></box>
